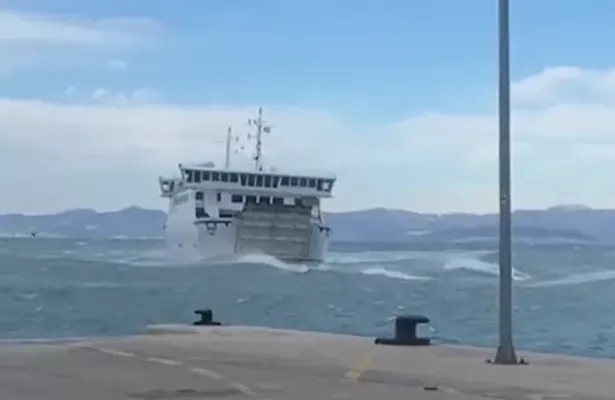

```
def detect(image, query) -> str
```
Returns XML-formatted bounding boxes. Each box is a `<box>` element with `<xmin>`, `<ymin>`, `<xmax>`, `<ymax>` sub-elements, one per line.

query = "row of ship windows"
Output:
<box><xmin>195</xmin><ymin>197</ymin><xmax>307</xmax><ymax>220</ymax></box>
<box><xmin>176</xmin><ymin>192</ymin><xmax>307</xmax><ymax>207</ymax></box>
<box><xmin>184</xmin><ymin>169</ymin><xmax>333</xmax><ymax>192</ymax></box>
<box><xmin>195</xmin><ymin>191</ymin><xmax>305</xmax><ymax>207</ymax></box>
<box><xmin>195</xmin><ymin>208</ymin><xmax>237</xmax><ymax>219</ymax></box>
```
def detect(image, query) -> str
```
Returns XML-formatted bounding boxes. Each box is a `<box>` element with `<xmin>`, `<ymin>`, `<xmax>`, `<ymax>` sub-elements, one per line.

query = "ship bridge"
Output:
<box><xmin>179</xmin><ymin>164</ymin><xmax>336</xmax><ymax>198</ymax></box>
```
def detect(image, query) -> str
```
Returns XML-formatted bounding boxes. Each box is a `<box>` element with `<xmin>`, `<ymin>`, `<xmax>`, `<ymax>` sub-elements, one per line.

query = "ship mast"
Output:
<box><xmin>248</xmin><ymin>107</ymin><xmax>271</xmax><ymax>172</ymax></box>
<box><xmin>225</xmin><ymin>126</ymin><xmax>232</xmax><ymax>169</ymax></box>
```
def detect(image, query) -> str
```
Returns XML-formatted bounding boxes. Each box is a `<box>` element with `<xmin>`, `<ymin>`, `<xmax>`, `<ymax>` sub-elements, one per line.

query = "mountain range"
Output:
<box><xmin>0</xmin><ymin>205</ymin><xmax>612</xmax><ymax>243</ymax></box>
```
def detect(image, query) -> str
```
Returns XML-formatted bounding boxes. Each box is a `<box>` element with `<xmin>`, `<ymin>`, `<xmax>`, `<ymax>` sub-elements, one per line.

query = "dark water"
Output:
<box><xmin>1</xmin><ymin>238</ymin><xmax>614</xmax><ymax>358</ymax></box>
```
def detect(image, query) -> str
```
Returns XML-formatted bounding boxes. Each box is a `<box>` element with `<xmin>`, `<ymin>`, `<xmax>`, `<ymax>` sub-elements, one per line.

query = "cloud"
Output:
<box><xmin>512</xmin><ymin>66</ymin><xmax>615</xmax><ymax>107</ymax></box>
<box><xmin>0</xmin><ymin>10</ymin><xmax>160</xmax><ymax>73</ymax></box>
<box><xmin>0</xmin><ymin>11</ymin><xmax>159</xmax><ymax>45</ymax></box>
<box><xmin>2</xmin><ymin>65</ymin><xmax>615</xmax><ymax>214</ymax></box>
<box><xmin>90</xmin><ymin>87</ymin><xmax>161</xmax><ymax>106</ymax></box>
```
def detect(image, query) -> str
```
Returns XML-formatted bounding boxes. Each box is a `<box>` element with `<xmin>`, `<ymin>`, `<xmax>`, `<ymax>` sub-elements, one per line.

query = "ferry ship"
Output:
<box><xmin>158</xmin><ymin>108</ymin><xmax>337</xmax><ymax>263</ymax></box>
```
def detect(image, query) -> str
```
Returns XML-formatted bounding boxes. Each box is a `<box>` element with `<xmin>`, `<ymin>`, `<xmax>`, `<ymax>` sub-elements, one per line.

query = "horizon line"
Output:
<box><xmin>0</xmin><ymin>204</ymin><xmax>602</xmax><ymax>217</ymax></box>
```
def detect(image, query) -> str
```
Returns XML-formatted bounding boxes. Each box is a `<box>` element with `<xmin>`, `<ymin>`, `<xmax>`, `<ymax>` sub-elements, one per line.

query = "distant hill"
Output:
<box><xmin>0</xmin><ymin>205</ymin><xmax>610</xmax><ymax>242</ymax></box>
<box><xmin>0</xmin><ymin>207</ymin><xmax>166</xmax><ymax>239</ymax></box>
<box><xmin>325</xmin><ymin>207</ymin><xmax>601</xmax><ymax>243</ymax></box>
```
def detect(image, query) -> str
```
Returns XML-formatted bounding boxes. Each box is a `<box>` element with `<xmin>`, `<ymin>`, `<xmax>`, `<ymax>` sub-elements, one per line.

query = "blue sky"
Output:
<box><xmin>2</xmin><ymin>0</ymin><xmax>615</xmax><ymax>213</ymax></box>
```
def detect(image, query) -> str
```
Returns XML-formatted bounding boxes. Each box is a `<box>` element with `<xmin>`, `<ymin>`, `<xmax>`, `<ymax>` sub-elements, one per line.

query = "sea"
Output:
<box><xmin>1</xmin><ymin>237</ymin><xmax>614</xmax><ymax>359</ymax></box>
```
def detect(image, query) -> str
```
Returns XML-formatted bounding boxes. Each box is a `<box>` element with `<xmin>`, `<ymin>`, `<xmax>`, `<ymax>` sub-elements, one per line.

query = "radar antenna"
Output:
<box><xmin>247</xmin><ymin>107</ymin><xmax>271</xmax><ymax>172</ymax></box>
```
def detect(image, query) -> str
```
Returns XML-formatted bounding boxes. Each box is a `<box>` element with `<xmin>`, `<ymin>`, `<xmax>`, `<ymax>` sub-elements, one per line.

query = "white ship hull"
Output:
<box><xmin>164</xmin><ymin>199</ymin><xmax>330</xmax><ymax>263</ymax></box>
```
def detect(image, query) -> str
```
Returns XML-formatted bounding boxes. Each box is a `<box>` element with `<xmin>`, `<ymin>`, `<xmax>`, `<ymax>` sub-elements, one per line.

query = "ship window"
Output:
<box><xmin>248</xmin><ymin>175</ymin><xmax>255</xmax><ymax>186</ymax></box>
<box><xmin>308</xmin><ymin>178</ymin><xmax>316</xmax><ymax>188</ymax></box>
<box><xmin>264</xmin><ymin>175</ymin><xmax>271</xmax><ymax>187</ymax></box>
<box><xmin>280</xmin><ymin>177</ymin><xmax>289</xmax><ymax>186</ymax></box>
<box><xmin>273</xmin><ymin>197</ymin><xmax>284</xmax><ymax>205</ymax></box>
<box><xmin>240</xmin><ymin>174</ymin><xmax>247</xmax><ymax>186</ymax></box>
<box><xmin>202</xmin><ymin>171</ymin><xmax>210</xmax><ymax>181</ymax></box>
<box><xmin>185</xmin><ymin>170</ymin><xmax>194</xmax><ymax>183</ymax></box>
<box><xmin>195</xmin><ymin>191</ymin><xmax>204</xmax><ymax>200</ymax></box>
<box><xmin>195</xmin><ymin>207</ymin><xmax>208</xmax><ymax>218</ymax></box>
<box><xmin>295</xmin><ymin>198</ymin><xmax>303</xmax><ymax>207</ymax></box>
<box><xmin>256</xmin><ymin>175</ymin><xmax>263</xmax><ymax>186</ymax></box>
<box><xmin>246</xmin><ymin>195</ymin><xmax>257</xmax><ymax>204</ymax></box>
<box><xmin>231</xmin><ymin>194</ymin><xmax>243</xmax><ymax>203</ymax></box>
<box><xmin>212</xmin><ymin>172</ymin><xmax>219</xmax><ymax>181</ymax></box>
<box><xmin>323</xmin><ymin>180</ymin><xmax>332</xmax><ymax>191</ymax></box>
<box><xmin>290</xmin><ymin>177</ymin><xmax>298</xmax><ymax>186</ymax></box>
<box><xmin>259</xmin><ymin>196</ymin><xmax>271</xmax><ymax>205</ymax></box>
<box><xmin>194</xmin><ymin>171</ymin><xmax>202</xmax><ymax>183</ymax></box>
<box><xmin>230</xmin><ymin>173</ymin><xmax>239</xmax><ymax>183</ymax></box>
<box><xmin>219</xmin><ymin>210</ymin><xmax>236</xmax><ymax>218</ymax></box>
<box><xmin>272</xmin><ymin>176</ymin><xmax>279</xmax><ymax>188</ymax></box>
<box><xmin>299</xmin><ymin>178</ymin><xmax>307</xmax><ymax>187</ymax></box>
<box><xmin>221</xmin><ymin>173</ymin><xmax>229</xmax><ymax>182</ymax></box>
<box><xmin>216</xmin><ymin>192</ymin><xmax>222</xmax><ymax>202</ymax></box>
<box><xmin>317</xmin><ymin>179</ymin><xmax>323</xmax><ymax>191</ymax></box>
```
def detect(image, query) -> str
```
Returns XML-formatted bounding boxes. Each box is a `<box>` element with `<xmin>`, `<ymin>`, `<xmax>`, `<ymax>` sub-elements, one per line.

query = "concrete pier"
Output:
<box><xmin>0</xmin><ymin>324</ymin><xmax>612</xmax><ymax>399</ymax></box>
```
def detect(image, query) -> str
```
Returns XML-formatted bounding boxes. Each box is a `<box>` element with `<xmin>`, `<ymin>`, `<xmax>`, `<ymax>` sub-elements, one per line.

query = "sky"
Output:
<box><xmin>2</xmin><ymin>0</ymin><xmax>615</xmax><ymax>214</ymax></box>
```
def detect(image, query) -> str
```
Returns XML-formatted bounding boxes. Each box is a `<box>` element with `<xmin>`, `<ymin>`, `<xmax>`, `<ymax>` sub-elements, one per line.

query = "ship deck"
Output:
<box><xmin>1</xmin><ymin>324</ymin><xmax>613</xmax><ymax>399</ymax></box>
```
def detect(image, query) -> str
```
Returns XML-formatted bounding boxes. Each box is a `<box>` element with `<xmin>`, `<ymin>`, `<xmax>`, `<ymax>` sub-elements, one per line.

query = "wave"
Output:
<box><xmin>0</xmin><ymin>242</ymin><xmax>523</xmax><ymax>283</ymax></box>
<box><xmin>326</xmin><ymin>251</ymin><xmax>437</xmax><ymax>265</ymax></box>
<box><xmin>360</xmin><ymin>267</ymin><xmax>431</xmax><ymax>281</ymax></box>
<box><xmin>117</xmin><ymin>251</ymin><xmax>433</xmax><ymax>281</ymax></box>
<box><xmin>326</xmin><ymin>249</ymin><xmax>495</xmax><ymax>266</ymax></box>
<box><xmin>233</xmin><ymin>254</ymin><xmax>312</xmax><ymax>273</ymax></box>
<box><xmin>525</xmin><ymin>270</ymin><xmax>615</xmax><ymax>288</ymax></box>
<box><xmin>443</xmin><ymin>256</ymin><xmax>531</xmax><ymax>281</ymax></box>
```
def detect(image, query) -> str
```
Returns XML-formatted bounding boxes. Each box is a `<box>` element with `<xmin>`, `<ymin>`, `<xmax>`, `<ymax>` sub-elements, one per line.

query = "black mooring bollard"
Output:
<box><xmin>375</xmin><ymin>314</ymin><xmax>431</xmax><ymax>346</ymax></box>
<box><xmin>193</xmin><ymin>309</ymin><xmax>221</xmax><ymax>326</ymax></box>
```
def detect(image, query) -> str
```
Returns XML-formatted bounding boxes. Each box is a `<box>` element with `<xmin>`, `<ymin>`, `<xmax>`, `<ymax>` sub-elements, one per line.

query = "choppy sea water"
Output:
<box><xmin>1</xmin><ymin>238</ymin><xmax>615</xmax><ymax>358</ymax></box>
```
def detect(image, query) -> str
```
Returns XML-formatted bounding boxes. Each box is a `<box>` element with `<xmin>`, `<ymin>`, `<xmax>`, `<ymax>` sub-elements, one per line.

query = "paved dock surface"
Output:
<box><xmin>1</xmin><ymin>324</ymin><xmax>614</xmax><ymax>399</ymax></box>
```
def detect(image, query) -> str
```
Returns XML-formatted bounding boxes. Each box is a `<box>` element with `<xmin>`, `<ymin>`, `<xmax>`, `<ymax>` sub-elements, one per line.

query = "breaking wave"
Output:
<box><xmin>443</xmin><ymin>256</ymin><xmax>532</xmax><ymax>281</ymax></box>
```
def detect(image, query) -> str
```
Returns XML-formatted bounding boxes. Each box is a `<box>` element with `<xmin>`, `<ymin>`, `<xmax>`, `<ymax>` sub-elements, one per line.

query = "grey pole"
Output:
<box><xmin>494</xmin><ymin>0</ymin><xmax>518</xmax><ymax>365</ymax></box>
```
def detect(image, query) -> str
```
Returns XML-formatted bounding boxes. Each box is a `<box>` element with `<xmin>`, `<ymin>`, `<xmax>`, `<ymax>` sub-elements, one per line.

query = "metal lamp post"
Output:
<box><xmin>494</xmin><ymin>0</ymin><xmax>518</xmax><ymax>365</ymax></box>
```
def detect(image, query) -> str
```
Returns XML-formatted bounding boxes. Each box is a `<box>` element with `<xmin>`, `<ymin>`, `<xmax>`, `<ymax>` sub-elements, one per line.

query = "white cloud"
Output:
<box><xmin>91</xmin><ymin>88</ymin><xmax>111</xmax><ymax>100</ymax></box>
<box><xmin>0</xmin><ymin>10</ymin><xmax>160</xmax><ymax>73</ymax></box>
<box><xmin>0</xmin><ymin>11</ymin><xmax>159</xmax><ymax>45</ymax></box>
<box><xmin>2</xmin><ymin>66</ymin><xmax>615</xmax><ymax>214</ymax></box>
<box><xmin>90</xmin><ymin>87</ymin><xmax>161</xmax><ymax>106</ymax></box>
<box><xmin>512</xmin><ymin>66</ymin><xmax>615</xmax><ymax>107</ymax></box>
